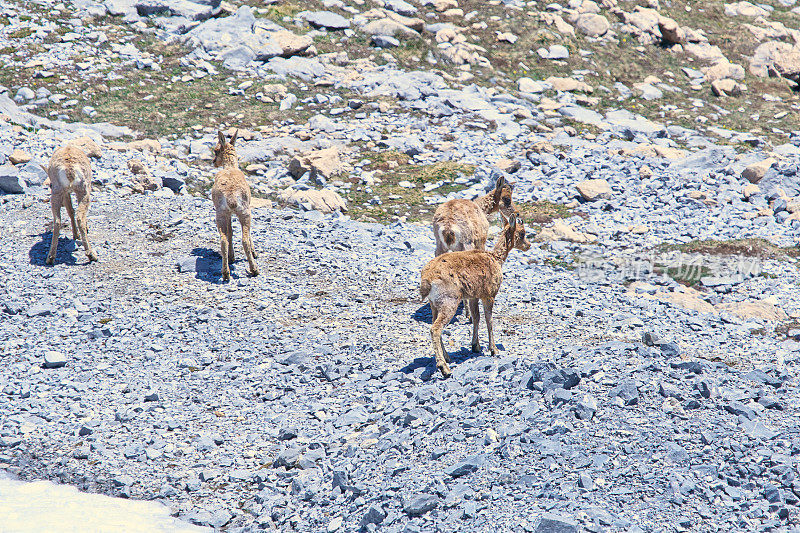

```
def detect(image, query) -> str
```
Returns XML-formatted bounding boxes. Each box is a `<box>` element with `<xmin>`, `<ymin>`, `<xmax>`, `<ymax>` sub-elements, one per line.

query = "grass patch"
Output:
<box><xmin>543</xmin><ymin>257</ymin><xmax>575</xmax><ymax>270</ymax></box>
<box><xmin>264</xmin><ymin>2</ymin><xmax>303</xmax><ymax>21</ymax></box>
<box><xmin>516</xmin><ymin>200</ymin><xmax>583</xmax><ymax>224</ymax></box>
<box><xmin>9</xmin><ymin>27</ymin><xmax>34</xmax><ymax>39</ymax></box>
<box><xmin>658</xmin><ymin>238</ymin><xmax>800</xmax><ymax>260</ymax></box>
<box><xmin>341</xmin><ymin>153</ymin><xmax>476</xmax><ymax>223</ymax></box>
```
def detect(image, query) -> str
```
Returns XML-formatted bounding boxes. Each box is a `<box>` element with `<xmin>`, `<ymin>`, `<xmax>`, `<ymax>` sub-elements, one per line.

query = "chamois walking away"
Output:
<box><xmin>211</xmin><ymin>129</ymin><xmax>259</xmax><ymax>281</ymax></box>
<box><xmin>431</xmin><ymin>175</ymin><xmax>515</xmax><ymax>319</ymax></box>
<box><xmin>44</xmin><ymin>143</ymin><xmax>99</xmax><ymax>265</ymax></box>
<box><xmin>420</xmin><ymin>213</ymin><xmax>531</xmax><ymax>378</ymax></box>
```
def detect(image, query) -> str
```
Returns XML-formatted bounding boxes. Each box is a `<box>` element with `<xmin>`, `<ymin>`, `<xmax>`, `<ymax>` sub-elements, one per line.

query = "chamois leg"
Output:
<box><xmin>430</xmin><ymin>299</ymin><xmax>457</xmax><ymax>377</ymax></box>
<box><xmin>64</xmin><ymin>193</ymin><xmax>79</xmax><ymax>241</ymax></box>
<box><xmin>482</xmin><ymin>297</ymin><xmax>497</xmax><ymax>356</ymax></box>
<box><xmin>46</xmin><ymin>193</ymin><xmax>63</xmax><ymax>265</ymax></box>
<box><xmin>469</xmin><ymin>299</ymin><xmax>481</xmax><ymax>353</ymax></box>
<box><xmin>431</xmin><ymin>306</ymin><xmax>449</xmax><ymax>363</ymax></box>
<box><xmin>74</xmin><ymin>188</ymin><xmax>97</xmax><ymax>262</ymax></box>
<box><xmin>226</xmin><ymin>216</ymin><xmax>234</xmax><ymax>264</ymax></box>
<box><xmin>238</xmin><ymin>211</ymin><xmax>259</xmax><ymax>276</ymax></box>
<box><xmin>217</xmin><ymin>213</ymin><xmax>231</xmax><ymax>281</ymax></box>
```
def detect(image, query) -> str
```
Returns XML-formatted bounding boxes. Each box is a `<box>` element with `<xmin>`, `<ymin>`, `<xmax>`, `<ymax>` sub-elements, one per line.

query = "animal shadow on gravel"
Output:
<box><xmin>29</xmin><ymin>231</ymin><xmax>78</xmax><ymax>266</ymax></box>
<box><xmin>187</xmin><ymin>247</ymin><xmax>226</xmax><ymax>282</ymax></box>
<box><xmin>401</xmin><ymin>347</ymin><xmax>485</xmax><ymax>379</ymax></box>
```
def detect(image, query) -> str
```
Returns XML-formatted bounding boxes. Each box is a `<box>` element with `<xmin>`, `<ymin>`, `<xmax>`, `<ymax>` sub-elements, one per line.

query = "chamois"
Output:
<box><xmin>44</xmin><ymin>144</ymin><xmax>99</xmax><ymax>265</ymax></box>
<box><xmin>431</xmin><ymin>175</ymin><xmax>515</xmax><ymax>319</ymax></box>
<box><xmin>211</xmin><ymin>130</ymin><xmax>259</xmax><ymax>281</ymax></box>
<box><xmin>420</xmin><ymin>213</ymin><xmax>531</xmax><ymax>377</ymax></box>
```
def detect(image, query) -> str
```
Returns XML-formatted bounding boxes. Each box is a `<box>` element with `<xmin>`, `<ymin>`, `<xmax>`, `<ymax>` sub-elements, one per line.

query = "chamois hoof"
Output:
<box><xmin>471</xmin><ymin>343</ymin><xmax>481</xmax><ymax>353</ymax></box>
<box><xmin>249</xmin><ymin>268</ymin><xmax>260</xmax><ymax>277</ymax></box>
<box><xmin>489</xmin><ymin>345</ymin><xmax>498</xmax><ymax>356</ymax></box>
<box><xmin>438</xmin><ymin>365</ymin><xmax>452</xmax><ymax>378</ymax></box>
<box><xmin>87</xmin><ymin>251</ymin><xmax>99</xmax><ymax>262</ymax></box>
<box><xmin>45</xmin><ymin>256</ymin><xmax>55</xmax><ymax>265</ymax></box>
<box><xmin>221</xmin><ymin>272</ymin><xmax>231</xmax><ymax>282</ymax></box>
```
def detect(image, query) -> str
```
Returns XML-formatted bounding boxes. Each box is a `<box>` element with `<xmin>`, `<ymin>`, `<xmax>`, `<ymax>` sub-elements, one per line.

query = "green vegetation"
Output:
<box><xmin>658</xmin><ymin>238</ymin><xmax>800</xmax><ymax>260</ymax></box>
<box><xmin>9</xmin><ymin>27</ymin><xmax>34</xmax><ymax>39</ymax></box>
<box><xmin>342</xmin><ymin>152</ymin><xmax>476</xmax><ymax>222</ymax></box>
<box><xmin>516</xmin><ymin>200</ymin><xmax>582</xmax><ymax>225</ymax></box>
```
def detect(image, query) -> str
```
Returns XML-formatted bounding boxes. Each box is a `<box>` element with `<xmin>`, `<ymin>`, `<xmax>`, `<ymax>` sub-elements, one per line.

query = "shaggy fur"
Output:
<box><xmin>211</xmin><ymin>130</ymin><xmax>259</xmax><ymax>281</ymax></box>
<box><xmin>44</xmin><ymin>145</ymin><xmax>98</xmax><ymax>265</ymax></box>
<box><xmin>420</xmin><ymin>214</ymin><xmax>531</xmax><ymax>377</ymax></box>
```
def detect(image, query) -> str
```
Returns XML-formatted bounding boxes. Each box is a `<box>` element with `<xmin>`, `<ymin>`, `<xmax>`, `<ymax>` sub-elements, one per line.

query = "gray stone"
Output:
<box><xmin>372</xmin><ymin>35</ymin><xmax>400</xmax><ymax>48</ymax></box>
<box><xmin>535</xmin><ymin>513</ymin><xmax>579</xmax><ymax>533</ymax></box>
<box><xmin>301</xmin><ymin>11</ymin><xmax>350</xmax><ymax>30</ymax></box>
<box><xmin>384</xmin><ymin>0</ymin><xmax>417</xmax><ymax>15</ymax></box>
<box><xmin>402</xmin><ymin>493</ymin><xmax>439</xmax><ymax>516</ymax></box>
<box><xmin>0</xmin><ymin>165</ymin><xmax>25</xmax><ymax>194</ymax></box>
<box><xmin>609</xmin><ymin>380</ymin><xmax>639</xmax><ymax>405</ymax></box>
<box><xmin>333</xmin><ymin>406</ymin><xmax>369</xmax><ymax>427</ymax></box>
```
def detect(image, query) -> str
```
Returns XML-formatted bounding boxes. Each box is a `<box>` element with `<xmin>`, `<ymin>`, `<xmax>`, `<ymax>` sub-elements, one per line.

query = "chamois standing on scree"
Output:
<box><xmin>420</xmin><ymin>213</ymin><xmax>531</xmax><ymax>378</ymax></box>
<box><xmin>431</xmin><ymin>175</ymin><xmax>515</xmax><ymax>319</ymax></box>
<box><xmin>43</xmin><ymin>143</ymin><xmax>100</xmax><ymax>265</ymax></box>
<box><xmin>211</xmin><ymin>130</ymin><xmax>259</xmax><ymax>281</ymax></box>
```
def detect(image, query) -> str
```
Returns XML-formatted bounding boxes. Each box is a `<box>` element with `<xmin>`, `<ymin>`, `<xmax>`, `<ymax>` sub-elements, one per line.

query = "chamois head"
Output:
<box><xmin>492</xmin><ymin>175</ymin><xmax>514</xmax><ymax>217</ymax></box>
<box><xmin>213</xmin><ymin>129</ymin><xmax>239</xmax><ymax>168</ymax></box>
<box><xmin>502</xmin><ymin>210</ymin><xmax>531</xmax><ymax>252</ymax></box>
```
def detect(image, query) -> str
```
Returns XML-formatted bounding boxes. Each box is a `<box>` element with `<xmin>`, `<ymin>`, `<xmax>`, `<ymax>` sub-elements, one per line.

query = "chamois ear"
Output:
<box><xmin>494</xmin><ymin>174</ymin><xmax>505</xmax><ymax>191</ymax></box>
<box><xmin>508</xmin><ymin>213</ymin><xmax>517</xmax><ymax>231</ymax></box>
<box><xmin>217</xmin><ymin>130</ymin><xmax>226</xmax><ymax>147</ymax></box>
<box><xmin>230</xmin><ymin>129</ymin><xmax>238</xmax><ymax>146</ymax></box>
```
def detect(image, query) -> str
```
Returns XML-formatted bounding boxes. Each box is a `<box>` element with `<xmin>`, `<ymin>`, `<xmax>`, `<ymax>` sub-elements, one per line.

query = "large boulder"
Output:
<box><xmin>0</xmin><ymin>165</ymin><xmax>25</xmax><ymax>193</ymax></box>
<box><xmin>749</xmin><ymin>41</ymin><xmax>795</xmax><ymax>77</ymax></box>
<box><xmin>717</xmin><ymin>298</ymin><xmax>787</xmax><ymax>321</ymax></box>
<box><xmin>362</xmin><ymin>18</ymin><xmax>418</xmax><ymax>37</ymax></box>
<box><xmin>135</xmin><ymin>0</ymin><xmax>221</xmax><ymax>21</ymax></box>
<box><xmin>575</xmin><ymin>13</ymin><xmax>610</xmax><ymax>37</ymax></box>
<box><xmin>537</xmin><ymin>221</ymin><xmax>597</xmax><ymax>243</ymax></box>
<box><xmin>742</xmin><ymin>157</ymin><xmax>776</xmax><ymax>184</ymax></box>
<box><xmin>771</xmin><ymin>48</ymin><xmax>800</xmax><ymax>85</ymax></box>
<box><xmin>545</xmin><ymin>76</ymin><xmax>593</xmax><ymax>92</ymax></box>
<box><xmin>576</xmin><ymin>178</ymin><xmax>612</xmax><ymax>201</ymax></box>
<box><xmin>711</xmin><ymin>78</ymin><xmax>745</xmax><ymax>97</ymax></box>
<box><xmin>279</xmin><ymin>188</ymin><xmax>348</xmax><ymax>213</ymax></box>
<box><xmin>186</xmin><ymin>6</ymin><xmax>312</xmax><ymax>61</ymax></box>
<box><xmin>300</xmin><ymin>11</ymin><xmax>350</xmax><ymax>30</ymax></box>
<box><xmin>288</xmin><ymin>147</ymin><xmax>345</xmax><ymax>179</ymax></box>
<box><xmin>703</xmin><ymin>60</ymin><xmax>744</xmax><ymax>82</ymax></box>
<box><xmin>724</xmin><ymin>1</ymin><xmax>770</xmax><ymax>17</ymax></box>
<box><xmin>658</xmin><ymin>15</ymin><xmax>684</xmax><ymax>44</ymax></box>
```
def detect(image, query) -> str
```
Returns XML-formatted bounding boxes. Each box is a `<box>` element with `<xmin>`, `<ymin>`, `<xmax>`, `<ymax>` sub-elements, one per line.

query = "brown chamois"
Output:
<box><xmin>211</xmin><ymin>129</ymin><xmax>259</xmax><ymax>281</ymax></box>
<box><xmin>420</xmin><ymin>213</ymin><xmax>531</xmax><ymax>377</ymax></box>
<box><xmin>431</xmin><ymin>175</ymin><xmax>515</xmax><ymax>319</ymax></box>
<box><xmin>43</xmin><ymin>144</ymin><xmax>99</xmax><ymax>265</ymax></box>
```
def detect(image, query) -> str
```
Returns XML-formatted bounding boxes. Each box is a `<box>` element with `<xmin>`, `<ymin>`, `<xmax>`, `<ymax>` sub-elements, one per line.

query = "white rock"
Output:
<box><xmin>44</xmin><ymin>350</ymin><xmax>67</xmax><ymax>368</ymax></box>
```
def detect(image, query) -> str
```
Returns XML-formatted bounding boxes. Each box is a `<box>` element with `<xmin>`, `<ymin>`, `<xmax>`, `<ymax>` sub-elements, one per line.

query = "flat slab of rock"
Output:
<box><xmin>576</xmin><ymin>178</ymin><xmax>612</xmax><ymax>201</ymax></box>
<box><xmin>280</xmin><ymin>188</ymin><xmax>347</xmax><ymax>214</ymax></box>
<box><xmin>300</xmin><ymin>11</ymin><xmax>350</xmax><ymax>30</ymax></box>
<box><xmin>43</xmin><ymin>351</ymin><xmax>67</xmax><ymax>369</ymax></box>
<box><xmin>9</xmin><ymin>149</ymin><xmax>32</xmax><ymax>165</ymax></box>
